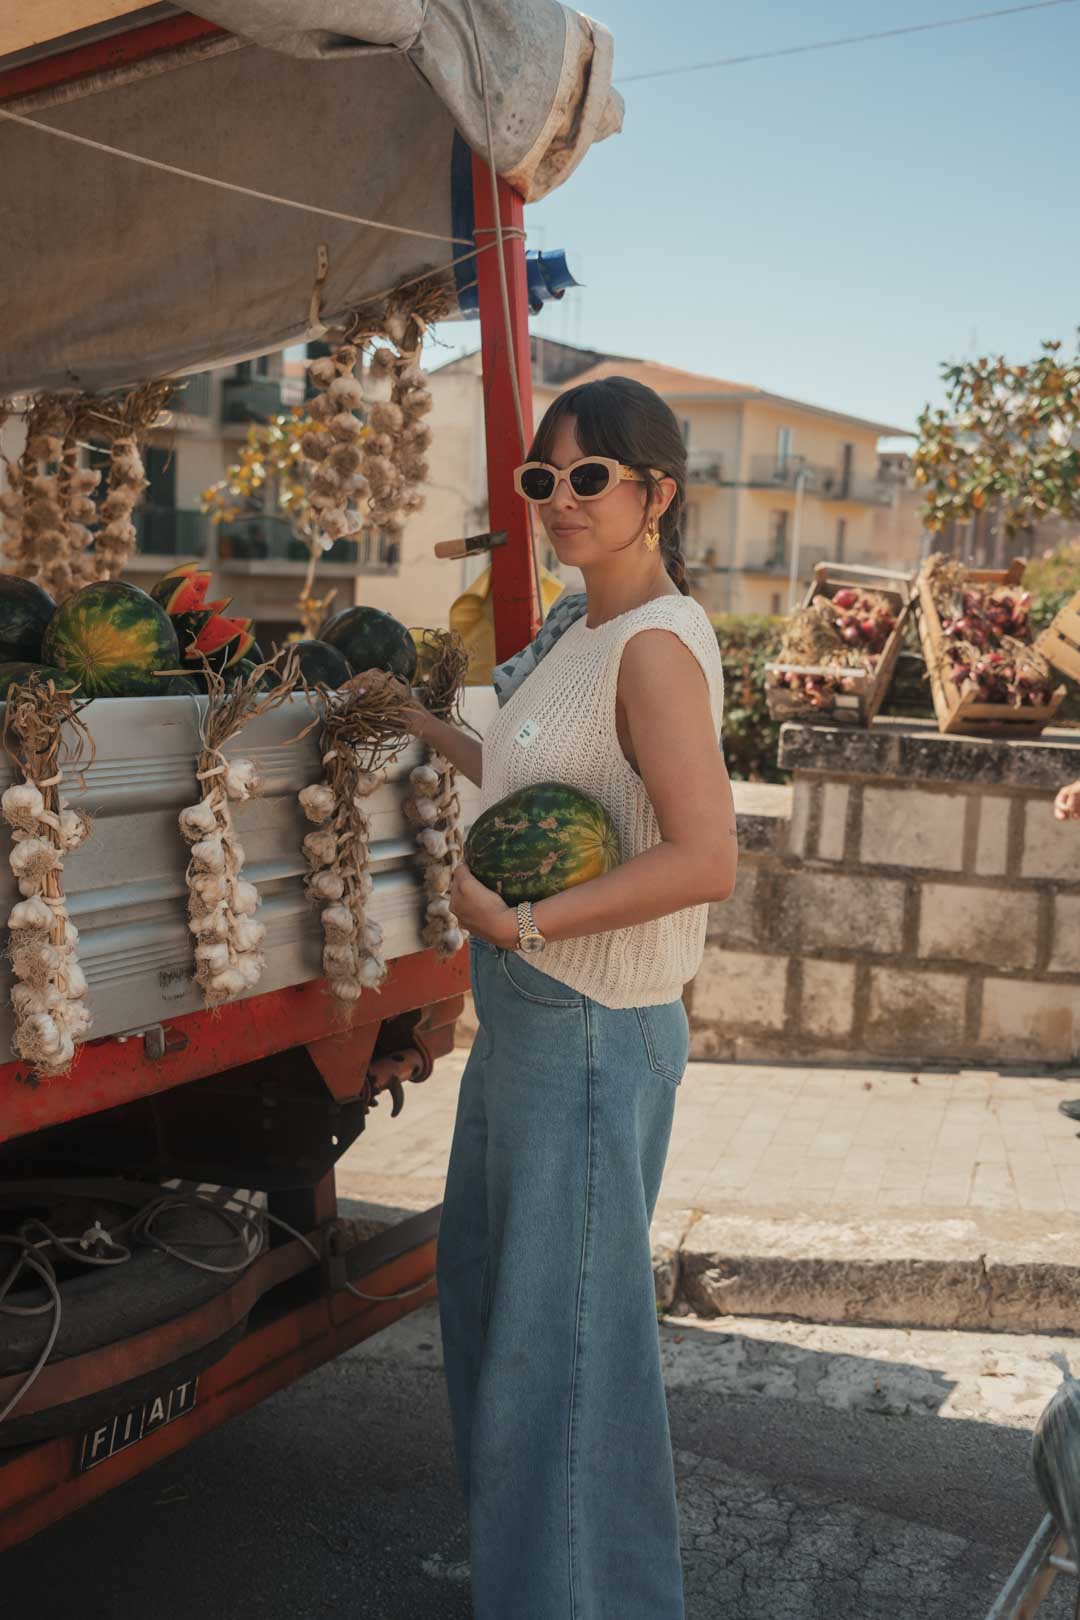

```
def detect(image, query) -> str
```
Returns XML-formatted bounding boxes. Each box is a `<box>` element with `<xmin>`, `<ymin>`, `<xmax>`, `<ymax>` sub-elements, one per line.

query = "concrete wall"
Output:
<box><xmin>691</xmin><ymin>721</ymin><xmax>1080</xmax><ymax>1069</ymax></box>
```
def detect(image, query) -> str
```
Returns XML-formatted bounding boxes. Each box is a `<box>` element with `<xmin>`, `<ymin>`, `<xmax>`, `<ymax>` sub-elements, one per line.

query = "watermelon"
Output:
<box><xmin>464</xmin><ymin>782</ymin><xmax>620</xmax><ymax>904</ymax></box>
<box><xmin>150</xmin><ymin>562</ymin><xmax>214</xmax><ymax>615</ymax></box>
<box><xmin>161</xmin><ymin>674</ymin><xmax>200</xmax><ymax>696</ymax></box>
<box><xmin>171</xmin><ymin>609</ymin><xmax>214</xmax><ymax>658</ymax></box>
<box><xmin>319</xmin><ymin>606</ymin><xmax>417</xmax><ymax>683</ymax></box>
<box><xmin>227</xmin><ymin>658</ymin><xmax>278</xmax><ymax>690</ymax></box>
<box><xmin>43</xmin><ymin>581</ymin><xmax>180</xmax><ymax>698</ymax></box>
<box><xmin>292</xmin><ymin>639</ymin><xmax>352</xmax><ymax>688</ymax></box>
<box><xmin>0</xmin><ymin>576</ymin><xmax>56</xmax><ymax>664</ymax></box>
<box><xmin>0</xmin><ymin>661</ymin><xmax>78</xmax><ymax>699</ymax></box>
<box><xmin>187</xmin><ymin>612</ymin><xmax>256</xmax><ymax>670</ymax></box>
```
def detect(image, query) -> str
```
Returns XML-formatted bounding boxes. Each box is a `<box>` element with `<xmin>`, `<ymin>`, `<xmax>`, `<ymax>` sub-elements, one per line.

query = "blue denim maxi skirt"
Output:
<box><xmin>436</xmin><ymin>938</ymin><xmax>689</xmax><ymax>1619</ymax></box>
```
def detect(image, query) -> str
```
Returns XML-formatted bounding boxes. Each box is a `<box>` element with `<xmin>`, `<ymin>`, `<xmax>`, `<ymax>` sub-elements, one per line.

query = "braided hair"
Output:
<box><xmin>528</xmin><ymin>375</ymin><xmax>691</xmax><ymax>596</ymax></box>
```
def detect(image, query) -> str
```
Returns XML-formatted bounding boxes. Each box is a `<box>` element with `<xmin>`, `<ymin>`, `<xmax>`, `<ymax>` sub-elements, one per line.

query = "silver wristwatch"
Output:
<box><xmin>516</xmin><ymin>900</ymin><xmax>547</xmax><ymax>954</ymax></box>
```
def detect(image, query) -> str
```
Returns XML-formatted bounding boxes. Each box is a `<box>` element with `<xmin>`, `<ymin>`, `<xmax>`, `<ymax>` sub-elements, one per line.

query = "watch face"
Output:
<box><xmin>521</xmin><ymin>935</ymin><xmax>546</xmax><ymax>954</ymax></box>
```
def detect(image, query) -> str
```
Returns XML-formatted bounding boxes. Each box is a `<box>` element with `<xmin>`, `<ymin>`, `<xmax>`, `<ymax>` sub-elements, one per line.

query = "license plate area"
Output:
<box><xmin>77</xmin><ymin>1376</ymin><xmax>199</xmax><ymax>1473</ymax></box>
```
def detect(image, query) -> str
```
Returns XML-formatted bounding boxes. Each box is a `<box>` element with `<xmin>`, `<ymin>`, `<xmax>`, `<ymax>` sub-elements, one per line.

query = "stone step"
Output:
<box><xmin>653</xmin><ymin>1204</ymin><xmax>1080</xmax><ymax>1335</ymax></box>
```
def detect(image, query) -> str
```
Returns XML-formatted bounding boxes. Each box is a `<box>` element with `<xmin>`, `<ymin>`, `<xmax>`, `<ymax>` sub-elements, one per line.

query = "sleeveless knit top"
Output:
<box><xmin>478</xmin><ymin>594</ymin><xmax>725</xmax><ymax>1010</ymax></box>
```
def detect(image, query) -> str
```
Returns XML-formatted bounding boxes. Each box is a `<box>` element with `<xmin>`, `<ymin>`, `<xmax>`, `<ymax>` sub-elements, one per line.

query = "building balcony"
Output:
<box><xmin>218</xmin><ymin>516</ymin><xmax>399</xmax><ymax>575</ymax></box>
<box><xmin>132</xmin><ymin>507</ymin><xmax>210</xmax><ymax>559</ymax></box>
<box><xmin>686</xmin><ymin>449</ymin><xmax>725</xmax><ymax>485</ymax></box>
<box><xmin>739</xmin><ymin>539</ymin><xmax>832</xmax><ymax>575</ymax></box>
<box><xmin>745</xmin><ymin>455</ymin><xmax>894</xmax><ymax>506</ymax></box>
<box><xmin>739</xmin><ymin>540</ymin><xmax>789</xmax><ymax>573</ymax></box>
<box><xmin>171</xmin><ymin>371</ymin><xmax>213</xmax><ymax>418</ymax></box>
<box><xmin>221</xmin><ymin>376</ymin><xmax>306</xmax><ymax>425</ymax></box>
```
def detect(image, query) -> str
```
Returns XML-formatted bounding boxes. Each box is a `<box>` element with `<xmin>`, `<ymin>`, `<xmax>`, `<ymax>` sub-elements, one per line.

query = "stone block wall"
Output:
<box><xmin>688</xmin><ymin>720</ymin><xmax>1080</xmax><ymax>1068</ymax></box>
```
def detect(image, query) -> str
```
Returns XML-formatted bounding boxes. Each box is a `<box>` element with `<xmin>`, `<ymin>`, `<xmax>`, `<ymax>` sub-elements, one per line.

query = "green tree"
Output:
<box><xmin>914</xmin><ymin>334</ymin><xmax>1080</xmax><ymax>536</ymax></box>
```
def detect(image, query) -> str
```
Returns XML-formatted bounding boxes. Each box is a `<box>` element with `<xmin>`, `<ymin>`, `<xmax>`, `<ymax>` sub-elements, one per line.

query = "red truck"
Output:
<box><xmin>0</xmin><ymin>0</ymin><xmax>620</xmax><ymax>1547</ymax></box>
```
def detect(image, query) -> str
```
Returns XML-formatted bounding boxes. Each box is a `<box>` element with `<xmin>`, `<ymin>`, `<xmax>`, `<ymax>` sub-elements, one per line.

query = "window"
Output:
<box><xmin>835</xmin><ymin>518</ymin><xmax>847</xmax><ymax>560</ymax></box>
<box><xmin>768</xmin><ymin>510</ymin><xmax>788</xmax><ymax>562</ymax></box>
<box><xmin>770</xmin><ymin>592</ymin><xmax>782</xmax><ymax>615</ymax></box>
<box><xmin>776</xmin><ymin>426</ymin><xmax>793</xmax><ymax>469</ymax></box>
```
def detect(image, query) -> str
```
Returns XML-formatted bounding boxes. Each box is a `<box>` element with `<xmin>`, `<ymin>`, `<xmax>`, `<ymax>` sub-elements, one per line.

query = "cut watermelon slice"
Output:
<box><xmin>150</xmin><ymin>562</ymin><xmax>214</xmax><ymax>615</ymax></box>
<box><xmin>187</xmin><ymin>612</ymin><xmax>257</xmax><ymax>670</ymax></box>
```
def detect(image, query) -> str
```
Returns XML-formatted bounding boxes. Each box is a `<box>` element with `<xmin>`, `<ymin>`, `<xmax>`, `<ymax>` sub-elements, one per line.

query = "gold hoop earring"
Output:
<box><xmin>644</xmin><ymin>520</ymin><xmax>660</xmax><ymax>553</ymax></box>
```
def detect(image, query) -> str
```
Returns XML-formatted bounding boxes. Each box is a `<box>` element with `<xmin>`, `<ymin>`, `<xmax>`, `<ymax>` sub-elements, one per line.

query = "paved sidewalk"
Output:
<box><xmin>336</xmin><ymin>1052</ymin><xmax>1080</xmax><ymax>1332</ymax></box>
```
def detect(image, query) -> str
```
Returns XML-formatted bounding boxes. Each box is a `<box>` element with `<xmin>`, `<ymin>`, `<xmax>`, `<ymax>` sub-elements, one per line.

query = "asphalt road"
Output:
<box><xmin>3</xmin><ymin>1305</ymin><xmax>1074</xmax><ymax>1620</ymax></box>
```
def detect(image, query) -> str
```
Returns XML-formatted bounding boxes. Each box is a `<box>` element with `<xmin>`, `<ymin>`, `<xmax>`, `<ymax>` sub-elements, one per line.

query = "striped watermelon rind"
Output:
<box><xmin>292</xmin><ymin>639</ymin><xmax>352</xmax><ymax>688</ymax></box>
<box><xmin>43</xmin><ymin>581</ymin><xmax>180</xmax><ymax>698</ymax></box>
<box><xmin>320</xmin><ymin>606</ymin><xmax>417</xmax><ymax>683</ymax></box>
<box><xmin>150</xmin><ymin>563</ymin><xmax>214</xmax><ymax>615</ymax></box>
<box><xmin>464</xmin><ymin>782</ymin><xmax>621</xmax><ymax>904</ymax></box>
<box><xmin>0</xmin><ymin>661</ymin><xmax>79</xmax><ymax>699</ymax></box>
<box><xmin>0</xmin><ymin>576</ymin><xmax>56</xmax><ymax>665</ymax></box>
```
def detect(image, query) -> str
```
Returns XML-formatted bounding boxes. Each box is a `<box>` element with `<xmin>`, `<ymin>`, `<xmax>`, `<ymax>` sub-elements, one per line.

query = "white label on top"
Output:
<box><xmin>514</xmin><ymin>719</ymin><xmax>540</xmax><ymax>749</ymax></box>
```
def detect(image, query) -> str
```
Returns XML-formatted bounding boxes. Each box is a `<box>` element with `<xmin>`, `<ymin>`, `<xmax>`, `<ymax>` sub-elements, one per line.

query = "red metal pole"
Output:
<box><xmin>471</xmin><ymin>153</ymin><xmax>540</xmax><ymax>663</ymax></box>
<box><xmin>0</xmin><ymin>15</ymin><xmax>228</xmax><ymax>106</ymax></box>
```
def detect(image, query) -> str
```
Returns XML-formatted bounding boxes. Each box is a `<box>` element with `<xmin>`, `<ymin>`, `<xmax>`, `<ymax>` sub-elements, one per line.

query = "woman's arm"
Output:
<box><xmin>1055</xmin><ymin>780</ymin><xmax>1080</xmax><ymax>821</ymax></box>
<box><xmin>452</xmin><ymin>629</ymin><xmax>738</xmax><ymax>947</ymax></box>
<box><xmin>409</xmin><ymin>707</ymin><xmax>483</xmax><ymax>788</ymax></box>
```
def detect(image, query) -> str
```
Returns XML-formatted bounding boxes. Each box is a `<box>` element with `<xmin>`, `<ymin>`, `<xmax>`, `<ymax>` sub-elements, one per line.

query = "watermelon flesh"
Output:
<box><xmin>190</xmin><ymin>614</ymin><xmax>256</xmax><ymax>668</ymax></box>
<box><xmin>150</xmin><ymin>562</ymin><xmax>214</xmax><ymax>615</ymax></box>
<box><xmin>464</xmin><ymin>782</ymin><xmax>621</xmax><ymax>904</ymax></box>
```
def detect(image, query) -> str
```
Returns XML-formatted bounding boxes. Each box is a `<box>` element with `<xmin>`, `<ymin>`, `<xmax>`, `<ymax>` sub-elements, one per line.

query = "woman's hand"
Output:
<box><xmin>450</xmin><ymin>863</ymin><xmax>518</xmax><ymax>949</ymax></box>
<box><xmin>1055</xmin><ymin>780</ymin><xmax>1080</xmax><ymax>821</ymax></box>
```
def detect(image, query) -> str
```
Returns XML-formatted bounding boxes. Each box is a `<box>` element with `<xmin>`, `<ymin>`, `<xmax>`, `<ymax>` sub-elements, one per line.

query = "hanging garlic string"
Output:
<box><xmin>406</xmin><ymin>754</ymin><xmax>465</xmax><ymax>957</ymax></box>
<box><xmin>181</xmin><ymin>651</ymin><xmax>301</xmax><ymax>1008</ymax></box>
<box><xmin>1</xmin><ymin>382</ymin><xmax>169</xmax><ymax>599</ymax></box>
<box><xmin>294</xmin><ymin>343</ymin><xmax>370</xmax><ymax>635</ymax></box>
<box><xmin>402</xmin><ymin>629</ymin><xmax>469</xmax><ymax>958</ymax></box>
<box><xmin>1</xmin><ymin>675</ymin><xmax>94</xmax><ymax>1075</ymax></box>
<box><xmin>299</xmin><ymin>675</ymin><xmax>413</xmax><ymax>1002</ymax></box>
<box><xmin>1</xmin><ymin>397</ymin><xmax>70</xmax><ymax>587</ymax></box>
<box><xmin>358</xmin><ymin>310</ymin><xmax>432</xmax><ymax>557</ymax></box>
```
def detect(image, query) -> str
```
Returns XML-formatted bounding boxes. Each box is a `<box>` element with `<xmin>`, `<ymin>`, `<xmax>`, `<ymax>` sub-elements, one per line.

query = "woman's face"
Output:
<box><xmin>536</xmin><ymin>415</ymin><xmax>668</xmax><ymax>572</ymax></box>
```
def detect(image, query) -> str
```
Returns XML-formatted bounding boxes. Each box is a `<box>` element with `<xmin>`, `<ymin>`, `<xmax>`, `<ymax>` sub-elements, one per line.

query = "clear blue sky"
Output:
<box><xmin>442</xmin><ymin>0</ymin><xmax>1079</xmax><ymax>440</ymax></box>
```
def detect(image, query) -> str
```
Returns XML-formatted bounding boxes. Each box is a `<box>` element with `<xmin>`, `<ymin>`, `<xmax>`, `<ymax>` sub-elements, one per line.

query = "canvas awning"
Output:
<box><xmin>0</xmin><ymin>2</ymin><xmax>622</xmax><ymax>393</ymax></box>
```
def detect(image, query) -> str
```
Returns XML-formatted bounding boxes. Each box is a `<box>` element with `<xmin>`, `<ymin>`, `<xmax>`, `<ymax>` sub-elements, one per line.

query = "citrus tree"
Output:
<box><xmin>914</xmin><ymin>334</ymin><xmax>1080</xmax><ymax>537</ymax></box>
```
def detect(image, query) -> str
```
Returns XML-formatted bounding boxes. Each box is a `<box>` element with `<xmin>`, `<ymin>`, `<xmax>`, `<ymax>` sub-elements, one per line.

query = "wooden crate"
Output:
<box><xmin>915</xmin><ymin>558</ymin><xmax>1067</xmax><ymax>737</ymax></box>
<box><xmin>1034</xmin><ymin>588</ymin><xmax>1080</xmax><ymax>683</ymax></box>
<box><xmin>765</xmin><ymin>562</ymin><xmax>913</xmax><ymax>728</ymax></box>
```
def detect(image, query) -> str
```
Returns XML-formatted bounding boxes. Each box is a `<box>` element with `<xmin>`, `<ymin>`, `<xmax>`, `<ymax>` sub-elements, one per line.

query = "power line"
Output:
<box><xmin>618</xmin><ymin>0</ymin><xmax>1078</xmax><ymax>85</ymax></box>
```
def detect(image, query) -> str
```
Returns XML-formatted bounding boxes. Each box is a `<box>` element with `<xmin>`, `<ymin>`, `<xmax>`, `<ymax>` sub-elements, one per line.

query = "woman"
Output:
<box><xmin>409</xmin><ymin>375</ymin><xmax>737</xmax><ymax>1619</ymax></box>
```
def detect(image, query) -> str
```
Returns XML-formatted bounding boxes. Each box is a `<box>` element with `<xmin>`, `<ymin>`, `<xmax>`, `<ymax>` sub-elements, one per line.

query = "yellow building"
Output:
<box><xmin>531</xmin><ymin>354</ymin><xmax>917</xmax><ymax>616</ymax></box>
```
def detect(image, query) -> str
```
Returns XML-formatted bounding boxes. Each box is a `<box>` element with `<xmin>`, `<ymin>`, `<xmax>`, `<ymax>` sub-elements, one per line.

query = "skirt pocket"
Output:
<box><xmin>635</xmin><ymin>1000</ymin><xmax>690</xmax><ymax>1084</ymax></box>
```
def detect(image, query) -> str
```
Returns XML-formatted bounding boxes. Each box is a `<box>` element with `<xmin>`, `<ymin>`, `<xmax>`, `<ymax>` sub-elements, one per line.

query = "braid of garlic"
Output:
<box><xmin>404</xmin><ymin>752</ymin><xmax>465</xmax><ymax>957</ymax></box>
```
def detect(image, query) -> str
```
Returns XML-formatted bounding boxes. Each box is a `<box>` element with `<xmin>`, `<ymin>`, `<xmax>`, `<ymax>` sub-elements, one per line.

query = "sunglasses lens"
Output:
<box><xmin>519</xmin><ymin>467</ymin><xmax>557</xmax><ymax>502</ymax></box>
<box><xmin>568</xmin><ymin>461</ymin><xmax>614</xmax><ymax>498</ymax></box>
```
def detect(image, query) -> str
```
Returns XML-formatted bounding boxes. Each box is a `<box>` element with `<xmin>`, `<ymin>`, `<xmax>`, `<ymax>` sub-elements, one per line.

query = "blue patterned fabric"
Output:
<box><xmin>490</xmin><ymin>591</ymin><xmax>587</xmax><ymax>708</ymax></box>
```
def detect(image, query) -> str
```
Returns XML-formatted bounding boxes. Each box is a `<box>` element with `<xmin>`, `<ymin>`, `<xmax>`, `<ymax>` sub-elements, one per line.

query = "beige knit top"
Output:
<box><xmin>478</xmin><ymin>593</ymin><xmax>725</xmax><ymax>1009</ymax></box>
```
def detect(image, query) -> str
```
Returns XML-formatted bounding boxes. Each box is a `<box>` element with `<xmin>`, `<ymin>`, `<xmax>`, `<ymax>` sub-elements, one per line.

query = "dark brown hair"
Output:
<box><xmin>528</xmin><ymin>375</ymin><xmax>690</xmax><ymax>594</ymax></box>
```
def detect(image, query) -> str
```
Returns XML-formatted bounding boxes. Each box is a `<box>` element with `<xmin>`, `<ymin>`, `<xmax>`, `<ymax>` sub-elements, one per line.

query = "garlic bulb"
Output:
<box><xmin>179</xmin><ymin>799</ymin><xmax>219</xmax><ymax>839</ymax></box>
<box><xmin>190</xmin><ymin>835</ymin><xmax>226</xmax><ymax>873</ymax></box>
<box><xmin>299</xmin><ymin>783</ymin><xmax>336</xmax><ymax>824</ymax></box>
<box><xmin>224</xmin><ymin>758</ymin><xmax>261</xmax><ymax>802</ymax></box>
